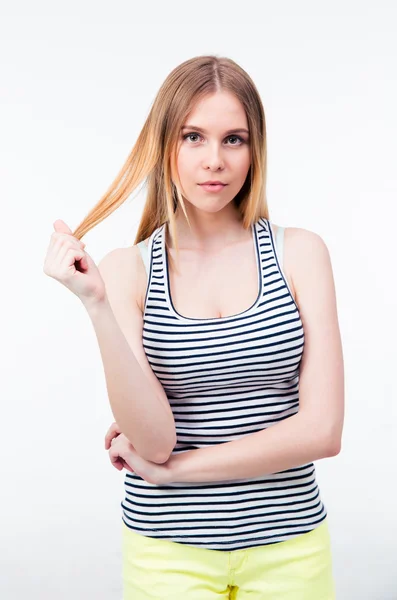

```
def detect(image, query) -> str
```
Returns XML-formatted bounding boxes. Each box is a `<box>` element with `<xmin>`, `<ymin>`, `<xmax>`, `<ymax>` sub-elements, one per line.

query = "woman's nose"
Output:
<box><xmin>203</xmin><ymin>145</ymin><xmax>224</xmax><ymax>170</ymax></box>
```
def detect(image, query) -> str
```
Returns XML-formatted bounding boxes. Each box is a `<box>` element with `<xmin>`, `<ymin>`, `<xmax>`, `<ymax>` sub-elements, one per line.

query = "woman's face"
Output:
<box><xmin>174</xmin><ymin>91</ymin><xmax>251</xmax><ymax>214</ymax></box>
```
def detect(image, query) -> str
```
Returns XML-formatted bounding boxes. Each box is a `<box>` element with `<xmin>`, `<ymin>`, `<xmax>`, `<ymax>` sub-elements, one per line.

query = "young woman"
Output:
<box><xmin>44</xmin><ymin>55</ymin><xmax>344</xmax><ymax>599</ymax></box>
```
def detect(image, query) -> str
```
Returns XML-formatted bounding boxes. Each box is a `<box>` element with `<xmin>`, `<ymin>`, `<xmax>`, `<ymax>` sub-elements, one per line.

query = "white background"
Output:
<box><xmin>1</xmin><ymin>1</ymin><xmax>396</xmax><ymax>598</ymax></box>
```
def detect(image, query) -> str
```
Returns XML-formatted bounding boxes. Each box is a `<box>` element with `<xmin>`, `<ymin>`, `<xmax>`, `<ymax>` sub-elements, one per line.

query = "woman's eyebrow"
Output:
<box><xmin>181</xmin><ymin>125</ymin><xmax>249</xmax><ymax>135</ymax></box>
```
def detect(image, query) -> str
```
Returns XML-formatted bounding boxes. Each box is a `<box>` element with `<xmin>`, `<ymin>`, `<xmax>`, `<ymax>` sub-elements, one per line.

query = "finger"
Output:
<box><xmin>54</xmin><ymin>246</ymin><xmax>85</xmax><ymax>274</ymax></box>
<box><xmin>109</xmin><ymin>451</ymin><xmax>126</xmax><ymax>471</ymax></box>
<box><xmin>76</xmin><ymin>254</ymin><xmax>89</xmax><ymax>272</ymax></box>
<box><xmin>54</xmin><ymin>247</ymin><xmax>85</xmax><ymax>277</ymax></box>
<box><xmin>51</xmin><ymin>231</ymin><xmax>84</xmax><ymax>246</ymax></box>
<box><xmin>51</xmin><ymin>235</ymin><xmax>86</xmax><ymax>258</ymax></box>
<box><xmin>53</xmin><ymin>219</ymin><xmax>73</xmax><ymax>235</ymax></box>
<box><xmin>104</xmin><ymin>422</ymin><xmax>117</xmax><ymax>443</ymax></box>
<box><xmin>105</xmin><ymin>422</ymin><xmax>122</xmax><ymax>446</ymax></box>
<box><xmin>105</xmin><ymin>435</ymin><xmax>113</xmax><ymax>450</ymax></box>
<box><xmin>44</xmin><ymin>237</ymin><xmax>86</xmax><ymax>275</ymax></box>
<box><xmin>120</xmin><ymin>458</ymin><xmax>134</xmax><ymax>473</ymax></box>
<box><xmin>105</xmin><ymin>427</ymin><xmax>121</xmax><ymax>449</ymax></box>
<box><xmin>53</xmin><ymin>221</ymin><xmax>85</xmax><ymax>248</ymax></box>
<box><xmin>108</xmin><ymin>442</ymin><xmax>134</xmax><ymax>472</ymax></box>
<box><xmin>109</xmin><ymin>448</ymin><xmax>121</xmax><ymax>468</ymax></box>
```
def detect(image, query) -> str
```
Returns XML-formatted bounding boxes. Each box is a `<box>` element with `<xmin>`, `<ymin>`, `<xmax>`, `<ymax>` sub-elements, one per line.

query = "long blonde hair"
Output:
<box><xmin>72</xmin><ymin>54</ymin><xmax>269</xmax><ymax>261</ymax></box>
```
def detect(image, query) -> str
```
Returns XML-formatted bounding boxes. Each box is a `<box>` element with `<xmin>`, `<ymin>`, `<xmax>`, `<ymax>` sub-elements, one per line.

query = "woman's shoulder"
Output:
<box><xmin>283</xmin><ymin>226</ymin><xmax>328</xmax><ymax>254</ymax></box>
<box><xmin>282</xmin><ymin>226</ymin><xmax>331</xmax><ymax>305</ymax></box>
<box><xmin>97</xmin><ymin>242</ymin><xmax>149</xmax><ymax>310</ymax></box>
<box><xmin>270</xmin><ymin>221</ymin><xmax>327</xmax><ymax>255</ymax></box>
<box><xmin>98</xmin><ymin>242</ymin><xmax>147</xmax><ymax>270</ymax></box>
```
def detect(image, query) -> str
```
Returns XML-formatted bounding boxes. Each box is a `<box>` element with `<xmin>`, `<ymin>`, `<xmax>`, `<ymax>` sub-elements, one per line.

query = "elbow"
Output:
<box><xmin>151</xmin><ymin>410</ymin><xmax>177</xmax><ymax>464</ymax></box>
<box><xmin>312</xmin><ymin>416</ymin><xmax>343</xmax><ymax>458</ymax></box>
<box><xmin>300</xmin><ymin>413</ymin><xmax>342</xmax><ymax>458</ymax></box>
<box><xmin>151</xmin><ymin>451</ymin><xmax>173</xmax><ymax>464</ymax></box>
<box><xmin>144</xmin><ymin>433</ymin><xmax>177</xmax><ymax>464</ymax></box>
<box><xmin>124</xmin><ymin>415</ymin><xmax>177</xmax><ymax>464</ymax></box>
<box><xmin>323</xmin><ymin>433</ymin><xmax>342</xmax><ymax>457</ymax></box>
<box><xmin>149</xmin><ymin>444</ymin><xmax>175</xmax><ymax>464</ymax></box>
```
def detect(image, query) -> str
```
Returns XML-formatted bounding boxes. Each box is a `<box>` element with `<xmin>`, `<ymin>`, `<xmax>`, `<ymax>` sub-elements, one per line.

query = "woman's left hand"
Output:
<box><xmin>108</xmin><ymin>433</ymin><xmax>173</xmax><ymax>485</ymax></box>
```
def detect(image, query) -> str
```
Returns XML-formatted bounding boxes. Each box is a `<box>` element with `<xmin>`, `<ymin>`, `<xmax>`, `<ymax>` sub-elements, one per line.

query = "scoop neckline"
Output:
<box><xmin>162</xmin><ymin>221</ymin><xmax>263</xmax><ymax>323</ymax></box>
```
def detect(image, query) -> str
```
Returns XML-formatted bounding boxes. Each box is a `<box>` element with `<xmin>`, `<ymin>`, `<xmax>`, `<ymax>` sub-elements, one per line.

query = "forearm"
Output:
<box><xmin>168</xmin><ymin>413</ymin><xmax>339</xmax><ymax>483</ymax></box>
<box><xmin>85</xmin><ymin>298</ymin><xmax>176</xmax><ymax>463</ymax></box>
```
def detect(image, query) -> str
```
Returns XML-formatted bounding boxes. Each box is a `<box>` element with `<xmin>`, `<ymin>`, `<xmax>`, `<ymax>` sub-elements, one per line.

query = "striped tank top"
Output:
<box><xmin>121</xmin><ymin>217</ymin><xmax>327</xmax><ymax>551</ymax></box>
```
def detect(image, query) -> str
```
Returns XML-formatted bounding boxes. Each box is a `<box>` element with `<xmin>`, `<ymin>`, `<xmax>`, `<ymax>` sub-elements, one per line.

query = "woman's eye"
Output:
<box><xmin>183</xmin><ymin>133</ymin><xmax>244</xmax><ymax>145</ymax></box>
<box><xmin>227</xmin><ymin>135</ymin><xmax>244</xmax><ymax>145</ymax></box>
<box><xmin>184</xmin><ymin>133</ymin><xmax>200</xmax><ymax>143</ymax></box>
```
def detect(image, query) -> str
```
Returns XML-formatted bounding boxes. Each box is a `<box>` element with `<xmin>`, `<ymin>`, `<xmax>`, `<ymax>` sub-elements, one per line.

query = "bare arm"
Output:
<box><xmin>166</xmin><ymin>228</ymin><xmax>344</xmax><ymax>482</ymax></box>
<box><xmin>86</xmin><ymin>246</ymin><xmax>176</xmax><ymax>464</ymax></box>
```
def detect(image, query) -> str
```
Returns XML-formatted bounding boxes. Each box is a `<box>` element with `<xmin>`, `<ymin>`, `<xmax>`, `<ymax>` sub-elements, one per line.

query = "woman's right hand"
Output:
<box><xmin>43</xmin><ymin>219</ymin><xmax>106</xmax><ymax>307</ymax></box>
<box><xmin>105</xmin><ymin>423</ymin><xmax>135</xmax><ymax>473</ymax></box>
<box><xmin>104</xmin><ymin>421</ymin><xmax>122</xmax><ymax>450</ymax></box>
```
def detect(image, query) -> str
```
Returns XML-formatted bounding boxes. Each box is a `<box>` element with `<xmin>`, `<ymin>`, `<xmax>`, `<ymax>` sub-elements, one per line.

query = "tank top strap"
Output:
<box><xmin>275</xmin><ymin>225</ymin><xmax>284</xmax><ymax>269</ymax></box>
<box><xmin>137</xmin><ymin>223</ymin><xmax>164</xmax><ymax>277</ymax></box>
<box><xmin>137</xmin><ymin>240</ymin><xmax>150</xmax><ymax>275</ymax></box>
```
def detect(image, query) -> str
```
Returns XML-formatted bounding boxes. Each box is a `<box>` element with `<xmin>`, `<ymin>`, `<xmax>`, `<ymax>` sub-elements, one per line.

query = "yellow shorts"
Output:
<box><xmin>122</xmin><ymin>519</ymin><xmax>336</xmax><ymax>599</ymax></box>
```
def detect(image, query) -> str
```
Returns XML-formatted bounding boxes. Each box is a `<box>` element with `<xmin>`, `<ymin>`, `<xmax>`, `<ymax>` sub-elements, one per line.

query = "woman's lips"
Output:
<box><xmin>199</xmin><ymin>184</ymin><xmax>227</xmax><ymax>193</ymax></box>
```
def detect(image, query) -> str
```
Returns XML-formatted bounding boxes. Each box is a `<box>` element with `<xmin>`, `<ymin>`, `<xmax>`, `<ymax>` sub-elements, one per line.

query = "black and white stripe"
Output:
<box><xmin>121</xmin><ymin>217</ymin><xmax>327</xmax><ymax>551</ymax></box>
